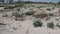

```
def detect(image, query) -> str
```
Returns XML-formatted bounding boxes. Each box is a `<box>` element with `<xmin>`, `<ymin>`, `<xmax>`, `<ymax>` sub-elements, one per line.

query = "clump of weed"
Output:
<box><xmin>58</xmin><ymin>10</ymin><xmax>60</xmax><ymax>13</ymax></box>
<box><xmin>33</xmin><ymin>13</ymin><xmax>48</xmax><ymax>18</ymax></box>
<box><xmin>4</xmin><ymin>6</ymin><xmax>15</xmax><ymax>9</ymax></box>
<box><xmin>56</xmin><ymin>23</ymin><xmax>60</xmax><ymax>28</ymax></box>
<box><xmin>46</xmin><ymin>16</ymin><xmax>51</xmax><ymax>20</ymax></box>
<box><xmin>33</xmin><ymin>20</ymin><xmax>43</xmax><ymax>27</ymax></box>
<box><xmin>12</xmin><ymin>10</ymin><xmax>20</xmax><ymax>18</ymax></box>
<box><xmin>0</xmin><ymin>23</ymin><xmax>6</xmax><ymax>25</ymax></box>
<box><xmin>47</xmin><ymin>22</ymin><xmax>55</xmax><ymax>29</ymax></box>
<box><xmin>15</xmin><ymin>4</ymin><xmax>24</xmax><ymax>8</ymax></box>
<box><xmin>52</xmin><ymin>7</ymin><xmax>55</xmax><ymax>9</ymax></box>
<box><xmin>46</xmin><ymin>8</ymin><xmax>52</xmax><ymax>11</ymax></box>
<box><xmin>25</xmin><ymin>11</ymin><xmax>35</xmax><ymax>15</ymax></box>
<box><xmin>37</xmin><ymin>7</ymin><xmax>40</xmax><ymax>8</ymax></box>
<box><xmin>12</xmin><ymin>9</ymin><xmax>25</xmax><ymax>21</ymax></box>
<box><xmin>2</xmin><ymin>13</ymin><xmax>8</xmax><ymax>17</ymax></box>
<box><xmin>48</xmin><ymin>13</ymin><xmax>54</xmax><ymax>16</ymax></box>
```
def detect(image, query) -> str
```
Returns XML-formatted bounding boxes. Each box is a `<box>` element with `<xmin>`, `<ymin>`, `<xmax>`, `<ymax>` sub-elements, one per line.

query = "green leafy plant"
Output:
<box><xmin>47</xmin><ymin>22</ymin><xmax>55</xmax><ymax>28</ymax></box>
<box><xmin>33</xmin><ymin>20</ymin><xmax>43</xmax><ymax>27</ymax></box>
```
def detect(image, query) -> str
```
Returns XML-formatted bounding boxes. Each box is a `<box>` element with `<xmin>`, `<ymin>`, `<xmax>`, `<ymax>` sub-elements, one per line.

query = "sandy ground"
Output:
<box><xmin>0</xmin><ymin>4</ymin><xmax>60</xmax><ymax>34</ymax></box>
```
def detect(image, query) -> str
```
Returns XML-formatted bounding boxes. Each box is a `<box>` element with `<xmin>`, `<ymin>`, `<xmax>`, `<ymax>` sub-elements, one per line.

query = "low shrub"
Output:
<box><xmin>33</xmin><ymin>20</ymin><xmax>43</xmax><ymax>27</ymax></box>
<box><xmin>48</xmin><ymin>13</ymin><xmax>54</xmax><ymax>16</ymax></box>
<box><xmin>12</xmin><ymin>10</ymin><xmax>20</xmax><ymax>18</ymax></box>
<box><xmin>46</xmin><ymin>8</ymin><xmax>52</xmax><ymax>11</ymax></box>
<box><xmin>25</xmin><ymin>11</ymin><xmax>35</xmax><ymax>15</ymax></box>
<box><xmin>15</xmin><ymin>4</ymin><xmax>24</xmax><ymax>8</ymax></box>
<box><xmin>0</xmin><ymin>23</ymin><xmax>6</xmax><ymax>25</ymax></box>
<box><xmin>52</xmin><ymin>7</ymin><xmax>55</xmax><ymax>9</ymax></box>
<box><xmin>56</xmin><ymin>19</ymin><xmax>59</xmax><ymax>21</ymax></box>
<box><xmin>33</xmin><ymin>13</ymin><xmax>48</xmax><ymax>18</ymax></box>
<box><xmin>0</xmin><ymin>5</ymin><xmax>4</xmax><ymax>7</ymax></box>
<box><xmin>47</xmin><ymin>22</ymin><xmax>55</xmax><ymax>28</ymax></box>
<box><xmin>4</xmin><ymin>6</ymin><xmax>15</xmax><ymax>9</ymax></box>
<box><xmin>56</xmin><ymin>23</ymin><xmax>60</xmax><ymax>28</ymax></box>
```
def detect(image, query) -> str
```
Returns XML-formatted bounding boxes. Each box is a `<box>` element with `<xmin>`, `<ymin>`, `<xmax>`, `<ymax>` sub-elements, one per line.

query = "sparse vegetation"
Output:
<box><xmin>33</xmin><ymin>20</ymin><xmax>43</xmax><ymax>27</ymax></box>
<box><xmin>47</xmin><ymin>22</ymin><xmax>55</xmax><ymax>28</ymax></box>
<box><xmin>0</xmin><ymin>3</ymin><xmax>60</xmax><ymax>34</ymax></box>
